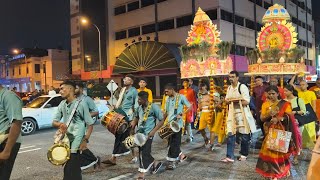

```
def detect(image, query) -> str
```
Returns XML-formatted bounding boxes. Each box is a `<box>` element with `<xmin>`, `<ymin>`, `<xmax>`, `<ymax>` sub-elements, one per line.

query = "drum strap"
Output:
<box><xmin>142</xmin><ymin>103</ymin><xmax>152</xmax><ymax>122</ymax></box>
<box><xmin>65</xmin><ymin>99</ymin><xmax>82</xmax><ymax>128</ymax></box>
<box><xmin>174</xmin><ymin>94</ymin><xmax>180</xmax><ymax>115</ymax></box>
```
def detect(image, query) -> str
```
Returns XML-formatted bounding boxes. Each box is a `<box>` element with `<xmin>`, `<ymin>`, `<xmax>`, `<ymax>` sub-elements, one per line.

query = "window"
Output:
<box><xmin>141</xmin><ymin>0</ymin><xmax>154</xmax><ymax>7</ymax></box>
<box><xmin>176</xmin><ymin>15</ymin><xmax>193</xmax><ymax>28</ymax></box>
<box><xmin>35</xmin><ymin>64</ymin><xmax>40</xmax><ymax>73</ymax></box>
<box><xmin>256</xmin><ymin>23</ymin><xmax>263</xmax><ymax>31</ymax></box>
<box><xmin>256</xmin><ymin>0</ymin><xmax>263</xmax><ymax>7</ymax></box>
<box><xmin>302</xmin><ymin>40</ymin><xmax>306</xmax><ymax>47</ymax></box>
<box><xmin>158</xmin><ymin>19</ymin><xmax>174</xmax><ymax>31</ymax></box>
<box><xmin>302</xmin><ymin>22</ymin><xmax>306</xmax><ymax>28</ymax></box>
<box><xmin>297</xmin><ymin>20</ymin><xmax>301</xmax><ymax>26</ymax></box>
<box><xmin>245</xmin><ymin>19</ymin><xmax>255</xmax><ymax>30</ymax></box>
<box><xmin>77</xmin><ymin>47</ymin><xmax>80</xmax><ymax>52</ymax></box>
<box><xmin>19</xmin><ymin>67</ymin><xmax>21</xmax><ymax>75</ymax></box>
<box><xmin>47</xmin><ymin>96</ymin><xmax>63</xmax><ymax>107</ymax></box>
<box><xmin>114</xmin><ymin>5</ymin><xmax>126</xmax><ymax>15</ymax></box>
<box><xmin>308</xmin><ymin>25</ymin><xmax>312</xmax><ymax>31</ymax></box>
<box><xmin>264</xmin><ymin>1</ymin><xmax>272</xmax><ymax>9</ymax></box>
<box><xmin>206</xmin><ymin>9</ymin><xmax>217</xmax><ymax>20</ymax></box>
<box><xmin>77</xmin><ymin>40</ymin><xmax>80</xmax><ymax>44</ymax></box>
<box><xmin>298</xmin><ymin>1</ymin><xmax>305</xmax><ymax>9</ymax></box>
<box><xmin>308</xmin><ymin>42</ymin><xmax>312</xmax><ymax>48</ymax></box>
<box><xmin>127</xmin><ymin>1</ymin><xmax>139</xmax><ymax>12</ymax></box>
<box><xmin>27</xmin><ymin>67</ymin><xmax>29</xmax><ymax>74</ymax></box>
<box><xmin>128</xmin><ymin>27</ymin><xmax>140</xmax><ymax>37</ymax></box>
<box><xmin>235</xmin><ymin>45</ymin><xmax>246</xmax><ymax>56</ymax></box>
<box><xmin>221</xmin><ymin>10</ymin><xmax>233</xmax><ymax>23</ymax></box>
<box><xmin>12</xmin><ymin>69</ymin><xmax>14</xmax><ymax>76</ymax></box>
<box><xmin>43</xmin><ymin>64</ymin><xmax>46</xmax><ymax>73</ymax></box>
<box><xmin>142</xmin><ymin>23</ymin><xmax>155</xmax><ymax>34</ymax></box>
<box><xmin>115</xmin><ymin>30</ymin><xmax>127</xmax><ymax>40</ymax></box>
<box><xmin>297</xmin><ymin>39</ymin><xmax>302</xmax><ymax>46</ymax></box>
<box><xmin>235</xmin><ymin>15</ymin><xmax>244</xmax><ymax>26</ymax></box>
<box><xmin>292</xmin><ymin>17</ymin><xmax>298</xmax><ymax>24</ymax></box>
<box><xmin>308</xmin><ymin>8</ymin><xmax>312</xmax><ymax>14</ymax></box>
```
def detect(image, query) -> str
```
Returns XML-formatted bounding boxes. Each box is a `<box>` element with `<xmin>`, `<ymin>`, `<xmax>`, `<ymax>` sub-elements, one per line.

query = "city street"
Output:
<box><xmin>11</xmin><ymin>123</ymin><xmax>309</xmax><ymax>180</ymax></box>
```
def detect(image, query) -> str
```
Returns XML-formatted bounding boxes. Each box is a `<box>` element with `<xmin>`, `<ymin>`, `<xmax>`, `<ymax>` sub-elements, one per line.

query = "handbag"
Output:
<box><xmin>293</xmin><ymin>98</ymin><xmax>317</xmax><ymax>126</ymax></box>
<box><xmin>266</xmin><ymin>120</ymin><xmax>292</xmax><ymax>153</ymax></box>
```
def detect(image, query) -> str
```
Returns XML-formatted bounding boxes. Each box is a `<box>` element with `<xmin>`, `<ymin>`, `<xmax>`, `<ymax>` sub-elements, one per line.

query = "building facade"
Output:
<box><xmin>0</xmin><ymin>49</ymin><xmax>70</xmax><ymax>92</ymax></box>
<box><xmin>71</xmin><ymin>0</ymin><xmax>316</xmax><ymax>97</ymax></box>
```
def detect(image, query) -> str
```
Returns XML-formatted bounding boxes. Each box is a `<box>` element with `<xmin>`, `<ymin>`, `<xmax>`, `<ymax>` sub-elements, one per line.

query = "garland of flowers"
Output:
<box><xmin>221</xmin><ymin>78</ymin><xmax>228</xmax><ymax>134</ymax></box>
<box><xmin>208</xmin><ymin>77</ymin><xmax>215</xmax><ymax>120</ymax></box>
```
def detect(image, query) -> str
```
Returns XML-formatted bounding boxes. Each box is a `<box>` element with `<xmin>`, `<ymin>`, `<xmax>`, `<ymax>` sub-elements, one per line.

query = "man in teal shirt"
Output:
<box><xmin>52</xmin><ymin>81</ymin><xmax>94</xmax><ymax>180</ymax></box>
<box><xmin>131</xmin><ymin>91</ymin><xmax>164</xmax><ymax>179</ymax></box>
<box><xmin>0</xmin><ymin>84</ymin><xmax>23</xmax><ymax>180</ymax></box>
<box><xmin>75</xmin><ymin>82</ymin><xmax>101</xmax><ymax>170</ymax></box>
<box><xmin>163</xmin><ymin>83</ymin><xmax>190</xmax><ymax>170</ymax></box>
<box><xmin>103</xmin><ymin>74</ymin><xmax>139</xmax><ymax>165</ymax></box>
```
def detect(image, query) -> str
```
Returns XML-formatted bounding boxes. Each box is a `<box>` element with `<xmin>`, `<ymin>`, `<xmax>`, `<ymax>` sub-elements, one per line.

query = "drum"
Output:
<box><xmin>123</xmin><ymin>133</ymin><xmax>147</xmax><ymax>149</ymax></box>
<box><xmin>158</xmin><ymin>121</ymin><xmax>180</xmax><ymax>139</ymax></box>
<box><xmin>47</xmin><ymin>143</ymin><xmax>71</xmax><ymax>166</ymax></box>
<box><xmin>101</xmin><ymin>111</ymin><xmax>128</xmax><ymax>134</ymax></box>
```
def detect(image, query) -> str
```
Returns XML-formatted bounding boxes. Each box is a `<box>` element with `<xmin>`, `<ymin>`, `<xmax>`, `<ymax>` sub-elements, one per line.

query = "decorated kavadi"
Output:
<box><xmin>180</xmin><ymin>7</ymin><xmax>233</xmax><ymax>78</ymax></box>
<box><xmin>245</xmin><ymin>4</ymin><xmax>308</xmax><ymax>75</ymax></box>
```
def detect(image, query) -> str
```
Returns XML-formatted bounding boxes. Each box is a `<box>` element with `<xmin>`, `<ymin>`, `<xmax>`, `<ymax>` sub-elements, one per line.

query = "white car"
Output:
<box><xmin>22</xmin><ymin>94</ymin><xmax>109</xmax><ymax>135</ymax></box>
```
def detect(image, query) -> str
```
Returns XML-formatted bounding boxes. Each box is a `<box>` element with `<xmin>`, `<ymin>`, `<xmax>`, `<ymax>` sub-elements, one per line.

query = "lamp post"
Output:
<box><xmin>81</xmin><ymin>17</ymin><xmax>102</xmax><ymax>82</ymax></box>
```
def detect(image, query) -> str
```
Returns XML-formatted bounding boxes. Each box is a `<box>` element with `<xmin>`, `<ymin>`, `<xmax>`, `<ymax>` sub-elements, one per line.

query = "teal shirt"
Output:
<box><xmin>78</xmin><ymin>94</ymin><xmax>98</xmax><ymax>113</ymax></box>
<box><xmin>53</xmin><ymin>99</ymin><xmax>94</xmax><ymax>153</ymax></box>
<box><xmin>120</xmin><ymin>87</ymin><xmax>138</xmax><ymax>121</ymax></box>
<box><xmin>134</xmin><ymin>103</ymin><xmax>164</xmax><ymax>136</ymax></box>
<box><xmin>0</xmin><ymin>88</ymin><xmax>23</xmax><ymax>143</ymax></box>
<box><xmin>165</xmin><ymin>94</ymin><xmax>191</xmax><ymax>128</ymax></box>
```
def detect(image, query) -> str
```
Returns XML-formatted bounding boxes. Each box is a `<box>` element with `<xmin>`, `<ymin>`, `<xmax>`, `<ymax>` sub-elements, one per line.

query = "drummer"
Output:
<box><xmin>131</xmin><ymin>91</ymin><xmax>164</xmax><ymax>179</ymax></box>
<box><xmin>75</xmin><ymin>82</ymin><xmax>101</xmax><ymax>170</ymax></box>
<box><xmin>102</xmin><ymin>74</ymin><xmax>138</xmax><ymax>165</ymax></box>
<box><xmin>52</xmin><ymin>80</ymin><xmax>94</xmax><ymax>180</ymax></box>
<box><xmin>163</xmin><ymin>83</ymin><xmax>191</xmax><ymax>170</ymax></box>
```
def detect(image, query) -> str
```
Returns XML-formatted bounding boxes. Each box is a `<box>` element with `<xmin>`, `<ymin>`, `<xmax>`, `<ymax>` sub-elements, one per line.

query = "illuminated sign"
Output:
<box><xmin>10</xmin><ymin>54</ymin><xmax>25</xmax><ymax>61</ymax></box>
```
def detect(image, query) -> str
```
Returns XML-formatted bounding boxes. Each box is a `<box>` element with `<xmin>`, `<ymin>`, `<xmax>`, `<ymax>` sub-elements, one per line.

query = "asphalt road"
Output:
<box><xmin>10</xmin><ymin>124</ymin><xmax>309</xmax><ymax>180</ymax></box>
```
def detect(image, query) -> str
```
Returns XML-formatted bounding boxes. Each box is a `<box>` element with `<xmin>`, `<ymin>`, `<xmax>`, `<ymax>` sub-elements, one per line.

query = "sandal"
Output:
<box><xmin>165</xmin><ymin>163</ymin><xmax>176</xmax><ymax>170</ymax></box>
<box><xmin>238</xmin><ymin>155</ymin><xmax>247</xmax><ymax>161</ymax></box>
<box><xmin>152</xmin><ymin>162</ymin><xmax>163</xmax><ymax>174</ymax></box>
<box><xmin>220</xmin><ymin>157</ymin><xmax>234</xmax><ymax>163</ymax></box>
<box><xmin>179</xmin><ymin>155</ymin><xmax>188</xmax><ymax>162</ymax></box>
<box><xmin>101</xmin><ymin>159</ymin><xmax>116</xmax><ymax>165</ymax></box>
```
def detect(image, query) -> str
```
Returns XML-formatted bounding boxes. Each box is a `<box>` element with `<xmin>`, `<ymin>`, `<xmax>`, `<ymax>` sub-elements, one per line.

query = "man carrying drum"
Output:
<box><xmin>0</xmin><ymin>84</ymin><xmax>23</xmax><ymax>180</ymax></box>
<box><xmin>75</xmin><ymin>82</ymin><xmax>101</xmax><ymax>170</ymax></box>
<box><xmin>131</xmin><ymin>91</ymin><xmax>164</xmax><ymax>180</ymax></box>
<box><xmin>163</xmin><ymin>83</ymin><xmax>190</xmax><ymax>170</ymax></box>
<box><xmin>102</xmin><ymin>74</ymin><xmax>138</xmax><ymax>165</ymax></box>
<box><xmin>52</xmin><ymin>80</ymin><xmax>94</xmax><ymax>180</ymax></box>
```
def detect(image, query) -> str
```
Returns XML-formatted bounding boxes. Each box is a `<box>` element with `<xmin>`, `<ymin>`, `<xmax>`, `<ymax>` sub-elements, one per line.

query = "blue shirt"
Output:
<box><xmin>0</xmin><ymin>88</ymin><xmax>23</xmax><ymax>143</ymax></box>
<box><xmin>120</xmin><ymin>87</ymin><xmax>138</xmax><ymax>121</ymax></box>
<box><xmin>53</xmin><ymin>99</ymin><xmax>94</xmax><ymax>153</ymax></box>
<box><xmin>165</xmin><ymin>94</ymin><xmax>191</xmax><ymax>127</ymax></box>
<box><xmin>134</xmin><ymin>103</ymin><xmax>164</xmax><ymax>135</ymax></box>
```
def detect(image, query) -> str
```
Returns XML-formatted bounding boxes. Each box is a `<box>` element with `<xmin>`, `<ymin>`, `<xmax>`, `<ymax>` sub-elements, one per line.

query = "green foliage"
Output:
<box><xmin>217</xmin><ymin>41</ymin><xmax>232</xmax><ymax>60</ymax></box>
<box><xmin>246</xmin><ymin>49</ymin><xmax>261</xmax><ymax>64</ymax></box>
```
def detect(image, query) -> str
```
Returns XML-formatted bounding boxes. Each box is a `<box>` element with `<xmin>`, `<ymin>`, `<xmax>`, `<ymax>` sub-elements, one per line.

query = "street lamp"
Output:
<box><xmin>80</xmin><ymin>17</ymin><xmax>102</xmax><ymax>81</ymax></box>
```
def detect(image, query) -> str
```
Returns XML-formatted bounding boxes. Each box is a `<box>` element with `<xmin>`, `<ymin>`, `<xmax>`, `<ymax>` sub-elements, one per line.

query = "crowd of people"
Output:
<box><xmin>1</xmin><ymin>71</ymin><xmax>320</xmax><ymax>180</ymax></box>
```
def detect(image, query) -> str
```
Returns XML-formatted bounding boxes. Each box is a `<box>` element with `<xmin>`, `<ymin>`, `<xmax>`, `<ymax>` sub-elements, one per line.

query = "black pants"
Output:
<box><xmin>0</xmin><ymin>142</ymin><xmax>21</xmax><ymax>180</ymax></box>
<box><xmin>138</xmin><ymin>138</ymin><xmax>154</xmax><ymax>172</ymax></box>
<box><xmin>64</xmin><ymin>152</ymin><xmax>82</xmax><ymax>180</ymax></box>
<box><xmin>79</xmin><ymin>149</ymin><xmax>98</xmax><ymax>169</ymax></box>
<box><xmin>113</xmin><ymin>128</ymin><xmax>131</xmax><ymax>156</ymax></box>
<box><xmin>167</xmin><ymin>130</ymin><xmax>182</xmax><ymax>161</ymax></box>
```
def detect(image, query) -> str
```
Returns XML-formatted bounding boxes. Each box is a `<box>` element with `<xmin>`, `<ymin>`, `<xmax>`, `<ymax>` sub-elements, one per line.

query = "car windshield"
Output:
<box><xmin>25</xmin><ymin>97</ymin><xmax>50</xmax><ymax>108</ymax></box>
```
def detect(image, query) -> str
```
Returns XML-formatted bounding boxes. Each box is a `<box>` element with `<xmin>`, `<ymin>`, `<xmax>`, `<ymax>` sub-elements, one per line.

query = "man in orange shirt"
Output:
<box><xmin>137</xmin><ymin>78</ymin><xmax>153</xmax><ymax>102</ymax></box>
<box><xmin>179</xmin><ymin>80</ymin><xmax>197</xmax><ymax>142</ymax></box>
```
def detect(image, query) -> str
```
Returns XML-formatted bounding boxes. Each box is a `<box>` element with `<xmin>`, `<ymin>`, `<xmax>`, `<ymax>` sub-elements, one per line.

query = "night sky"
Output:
<box><xmin>0</xmin><ymin>0</ymin><xmax>319</xmax><ymax>55</ymax></box>
<box><xmin>0</xmin><ymin>0</ymin><xmax>70</xmax><ymax>54</ymax></box>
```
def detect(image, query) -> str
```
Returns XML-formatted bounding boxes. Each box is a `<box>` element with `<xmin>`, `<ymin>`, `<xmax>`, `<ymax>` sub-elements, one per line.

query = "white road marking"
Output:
<box><xmin>19</xmin><ymin>145</ymin><xmax>36</xmax><ymax>150</ymax></box>
<box><xmin>108</xmin><ymin>173</ymin><xmax>133</xmax><ymax>180</ymax></box>
<box><xmin>18</xmin><ymin>148</ymin><xmax>41</xmax><ymax>154</ymax></box>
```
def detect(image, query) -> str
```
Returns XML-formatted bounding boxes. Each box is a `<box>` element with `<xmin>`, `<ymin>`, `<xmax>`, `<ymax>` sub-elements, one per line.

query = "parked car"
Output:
<box><xmin>22</xmin><ymin>94</ymin><xmax>109</xmax><ymax>135</ymax></box>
